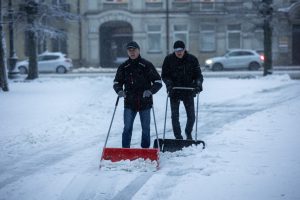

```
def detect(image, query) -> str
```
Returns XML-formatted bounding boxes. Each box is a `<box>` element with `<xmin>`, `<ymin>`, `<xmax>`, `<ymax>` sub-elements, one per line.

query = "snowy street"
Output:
<box><xmin>0</xmin><ymin>74</ymin><xmax>300</xmax><ymax>200</ymax></box>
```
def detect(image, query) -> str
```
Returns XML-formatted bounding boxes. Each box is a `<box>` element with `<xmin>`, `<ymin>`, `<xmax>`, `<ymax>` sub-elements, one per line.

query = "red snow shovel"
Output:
<box><xmin>101</xmin><ymin>148</ymin><xmax>159</xmax><ymax>162</ymax></box>
<box><xmin>153</xmin><ymin>87</ymin><xmax>206</xmax><ymax>152</ymax></box>
<box><xmin>100</xmin><ymin>97</ymin><xmax>160</xmax><ymax>167</ymax></box>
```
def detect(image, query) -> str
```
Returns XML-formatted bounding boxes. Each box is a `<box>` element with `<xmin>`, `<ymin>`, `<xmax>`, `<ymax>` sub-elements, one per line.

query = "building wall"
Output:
<box><xmin>4</xmin><ymin>0</ymin><xmax>299</xmax><ymax>68</ymax></box>
<box><xmin>80</xmin><ymin>0</ymin><xmax>269</xmax><ymax>67</ymax></box>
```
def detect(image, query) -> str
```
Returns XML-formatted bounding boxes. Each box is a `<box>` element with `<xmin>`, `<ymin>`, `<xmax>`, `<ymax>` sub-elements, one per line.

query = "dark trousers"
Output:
<box><xmin>122</xmin><ymin>108</ymin><xmax>151</xmax><ymax>148</ymax></box>
<box><xmin>170</xmin><ymin>96</ymin><xmax>195</xmax><ymax>139</ymax></box>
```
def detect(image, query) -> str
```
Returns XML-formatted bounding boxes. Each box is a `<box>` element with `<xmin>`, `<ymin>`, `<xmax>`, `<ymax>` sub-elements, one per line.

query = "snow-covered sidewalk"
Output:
<box><xmin>141</xmin><ymin>90</ymin><xmax>300</xmax><ymax>200</ymax></box>
<box><xmin>0</xmin><ymin>75</ymin><xmax>299</xmax><ymax>200</ymax></box>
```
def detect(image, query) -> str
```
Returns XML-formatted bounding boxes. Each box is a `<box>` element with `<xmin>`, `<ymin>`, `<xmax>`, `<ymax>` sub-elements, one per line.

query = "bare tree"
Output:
<box><xmin>15</xmin><ymin>0</ymin><xmax>79</xmax><ymax>80</ymax></box>
<box><xmin>224</xmin><ymin>0</ymin><xmax>275</xmax><ymax>76</ymax></box>
<box><xmin>0</xmin><ymin>0</ymin><xmax>8</xmax><ymax>91</ymax></box>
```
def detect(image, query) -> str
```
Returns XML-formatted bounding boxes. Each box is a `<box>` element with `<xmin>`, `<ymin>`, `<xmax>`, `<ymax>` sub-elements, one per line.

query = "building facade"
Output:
<box><xmin>5</xmin><ymin>0</ymin><xmax>300</xmax><ymax>68</ymax></box>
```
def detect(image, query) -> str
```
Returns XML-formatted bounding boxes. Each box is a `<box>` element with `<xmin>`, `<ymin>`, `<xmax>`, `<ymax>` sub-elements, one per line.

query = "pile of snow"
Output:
<box><xmin>72</xmin><ymin>67</ymin><xmax>117</xmax><ymax>73</ymax></box>
<box><xmin>100</xmin><ymin>159</ymin><xmax>158</xmax><ymax>172</ymax></box>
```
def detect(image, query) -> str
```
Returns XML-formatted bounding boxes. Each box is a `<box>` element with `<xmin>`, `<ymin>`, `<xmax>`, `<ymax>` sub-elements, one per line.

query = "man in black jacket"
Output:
<box><xmin>161</xmin><ymin>40</ymin><xmax>203</xmax><ymax>140</ymax></box>
<box><xmin>113</xmin><ymin>41</ymin><xmax>162</xmax><ymax>148</ymax></box>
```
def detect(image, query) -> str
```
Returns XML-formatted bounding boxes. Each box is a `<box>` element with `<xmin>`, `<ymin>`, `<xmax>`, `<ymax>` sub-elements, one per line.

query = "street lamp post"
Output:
<box><xmin>166</xmin><ymin>0</ymin><xmax>170</xmax><ymax>54</ymax></box>
<box><xmin>8</xmin><ymin>0</ymin><xmax>19</xmax><ymax>79</ymax></box>
<box><xmin>259</xmin><ymin>0</ymin><xmax>273</xmax><ymax>76</ymax></box>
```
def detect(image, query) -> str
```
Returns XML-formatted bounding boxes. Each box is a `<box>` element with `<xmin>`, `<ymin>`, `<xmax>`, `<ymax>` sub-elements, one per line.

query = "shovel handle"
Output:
<box><xmin>152</xmin><ymin>106</ymin><xmax>160</xmax><ymax>151</ymax></box>
<box><xmin>100</xmin><ymin>96</ymin><xmax>120</xmax><ymax>168</ymax></box>
<box><xmin>115</xmin><ymin>96</ymin><xmax>120</xmax><ymax>106</ymax></box>
<box><xmin>199</xmin><ymin>140</ymin><xmax>206</xmax><ymax>149</ymax></box>
<box><xmin>102</xmin><ymin>97</ymin><xmax>119</xmax><ymax>151</ymax></box>
<box><xmin>172</xmin><ymin>87</ymin><xmax>195</xmax><ymax>90</ymax></box>
<box><xmin>195</xmin><ymin>93</ymin><xmax>199</xmax><ymax>141</ymax></box>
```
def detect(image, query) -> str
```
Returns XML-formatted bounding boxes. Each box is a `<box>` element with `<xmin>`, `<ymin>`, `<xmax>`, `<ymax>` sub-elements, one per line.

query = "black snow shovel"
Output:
<box><xmin>153</xmin><ymin>87</ymin><xmax>205</xmax><ymax>152</ymax></box>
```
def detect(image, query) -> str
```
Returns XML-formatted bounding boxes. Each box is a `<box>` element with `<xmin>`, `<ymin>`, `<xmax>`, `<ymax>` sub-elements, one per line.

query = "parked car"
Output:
<box><xmin>16</xmin><ymin>52</ymin><xmax>73</xmax><ymax>74</ymax></box>
<box><xmin>205</xmin><ymin>49</ymin><xmax>264</xmax><ymax>71</ymax></box>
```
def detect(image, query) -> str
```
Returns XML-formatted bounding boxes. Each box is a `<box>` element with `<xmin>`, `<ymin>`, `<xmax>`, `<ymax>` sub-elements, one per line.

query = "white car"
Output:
<box><xmin>205</xmin><ymin>49</ymin><xmax>264</xmax><ymax>71</ymax></box>
<box><xmin>16</xmin><ymin>52</ymin><xmax>73</xmax><ymax>74</ymax></box>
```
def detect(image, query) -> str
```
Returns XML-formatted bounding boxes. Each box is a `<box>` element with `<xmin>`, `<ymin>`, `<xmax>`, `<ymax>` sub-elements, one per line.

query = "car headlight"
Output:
<box><xmin>205</xmin><ymin>59</ymin><xmax>213</xmax><ymax>65</ymax></box>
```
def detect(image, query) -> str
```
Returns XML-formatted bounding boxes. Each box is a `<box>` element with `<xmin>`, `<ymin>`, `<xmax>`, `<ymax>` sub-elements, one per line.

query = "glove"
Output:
<box><xmin>194</xmin><ymin>80</ymin><xmax>203</xmax><ymax>94</ymax></box>
<box><xmin>166</xmin><ymin>85</ymin><xmax>173</xmax><ymax>97</ymax></box>
<box><xmin>143</xmin><ymin>90</ymin><xmax>152</xmax><ymax>98</ymax></box>
<box><xmin>166</xmin><ymin>84</ymin><xmax>173</xmax><ymax>93</ymax></box>
<box><xmin>194</xmin><ymin>86</ymin><xmax>202</xmax><ymax>94</ymax></box>
<box><xmin>164</xmin><ymin>80</ymin><xmax>173</xmax><ymax>93</ymax></box>
<box><xmin>117</xmin><ymin>90</ymin><xmax>126</xmax><ymax>98</ymax></box>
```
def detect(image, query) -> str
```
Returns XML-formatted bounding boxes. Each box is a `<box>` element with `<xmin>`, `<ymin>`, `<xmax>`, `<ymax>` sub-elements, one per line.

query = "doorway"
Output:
<box><xmin>99</xmin><ymin>21</ymin><xmax>133</xmax><ymax>68</ymax></box>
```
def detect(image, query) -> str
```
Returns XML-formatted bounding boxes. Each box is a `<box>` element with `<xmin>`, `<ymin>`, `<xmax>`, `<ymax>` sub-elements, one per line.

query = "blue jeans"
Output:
<box><xmin>122</xmin><ymin>108</ymin><xmax>151</xmax><ymax>148</ymax></box>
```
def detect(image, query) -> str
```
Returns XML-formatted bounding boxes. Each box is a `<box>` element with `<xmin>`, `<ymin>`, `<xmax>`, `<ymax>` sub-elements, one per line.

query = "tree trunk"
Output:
<box><xmin>26</xmin><ymin>15</ymin><xmax>38</xmax><ymax>80</ymax></box>
<box><xmin>0</xmin><ymin>37</ymin><xmax>9</xmax><ymax>92</ymax></box>
<box><xmin>0</xmin><ymin>0</ymin><xmax>9</xmax><ymax>91</ymax></box>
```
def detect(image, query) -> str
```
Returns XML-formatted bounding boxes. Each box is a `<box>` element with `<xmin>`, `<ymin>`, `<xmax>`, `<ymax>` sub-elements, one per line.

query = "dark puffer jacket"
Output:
<box><xmin>161</xmin><ymin>52</ymin><xmax>203</xmax><ymax>99</ymax></box>
<box><xmin>113</xmin><ymin>55</ymin><xmax>162</xmax><ymax>111</ymax></box>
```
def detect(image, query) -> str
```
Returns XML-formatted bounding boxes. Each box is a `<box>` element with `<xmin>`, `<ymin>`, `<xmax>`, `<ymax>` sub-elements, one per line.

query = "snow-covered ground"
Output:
<box><xmin>0</xmin><ymin>74</ymin><xmax>300</xmax><ymax>200</ymax></box>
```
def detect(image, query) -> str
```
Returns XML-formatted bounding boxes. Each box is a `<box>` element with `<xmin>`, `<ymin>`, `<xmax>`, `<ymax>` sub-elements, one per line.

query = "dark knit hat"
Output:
<box><xmin>126</xmin><ymin>41</ymin><xmax>140</xmax><ymax>49</ymax></box>
<box><xmin>173</xmin><ymin>40</ymin><xmax>185</xmax><ymax>52</ymax></box>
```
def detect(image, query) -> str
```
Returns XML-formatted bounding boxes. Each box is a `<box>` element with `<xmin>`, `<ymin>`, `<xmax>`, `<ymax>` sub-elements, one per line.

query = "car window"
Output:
<box><xmin>228</xmin><ymin>51</ymin><xmax>241</xmax><ymax>57</ymax></box>
<box><xmin>240</xmin><ymin>51</ymin><xmax>254</xmax><ymax>56</ymax></box>
<box><xmin>44</xmin><ymin>55</ymin><xmax>60</xmax><ymax>60</ymax></box>
<box><xmin>37</xmin><ymin>56</ymin><xmax>43</xmax><ymax>61</ymax></box>
<box><xmin>38</xmin><ymin>55</ymin><xmax>60</xmax><ymax>61</ymax></box>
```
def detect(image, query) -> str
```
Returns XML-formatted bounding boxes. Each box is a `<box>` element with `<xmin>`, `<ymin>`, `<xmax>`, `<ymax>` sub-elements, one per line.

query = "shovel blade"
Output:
<box><xmin>101</xmin><ymin>147</ymin><xmax>159</xmax><ymax>162</ymax></box>
<box><xmin>153</xmin><ymin>138</ymin><xmax>205</xmax><ymax>152</ymax></box>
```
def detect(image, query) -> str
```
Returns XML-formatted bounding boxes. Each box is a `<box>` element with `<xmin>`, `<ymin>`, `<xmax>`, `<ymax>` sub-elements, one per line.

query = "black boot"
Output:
<box><xmin>175</xmin><ymin>134</ymin><xmax>183</xmax><ymax>140</ymax></box>
<box><xmin>186</xmin><ymin>133</ymin><xmax>193</xmax><ymax>140</ymax></box>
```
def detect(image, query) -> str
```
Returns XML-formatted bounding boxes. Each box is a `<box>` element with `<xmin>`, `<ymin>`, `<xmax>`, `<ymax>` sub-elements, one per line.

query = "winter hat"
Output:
<box><xmin>173</xmin><ymin>40</ymin><xmax>185</xmax><ymax>52</ymax></box>
<box><xmin>126</xmin><ymin>41</ymin><xmax>140</xmax><ymax>49</ymax></box>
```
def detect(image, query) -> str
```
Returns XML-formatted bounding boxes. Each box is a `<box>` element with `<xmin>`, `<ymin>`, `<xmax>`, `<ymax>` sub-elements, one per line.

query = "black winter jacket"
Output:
<box><xmin>161</xmin><ymin>52</ymin><xmax>203</xmax><ymax>99</ymax></box>
<box><xmin>113</xmin><ymin>55</ymin><xmax>162</xmax><ymax>111</ymax></box>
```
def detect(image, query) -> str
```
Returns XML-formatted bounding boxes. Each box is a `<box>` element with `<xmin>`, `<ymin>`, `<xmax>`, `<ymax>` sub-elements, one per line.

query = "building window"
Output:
<box><xmin>227</xmin><ymin>24</ymin><xmax>241</xmax><ymax>49</ymax></box>
<box><xmin>278</xmin><ymin>36</ymin><xmax>288</xmax><ymax>48</ymax></box>
<box><xmin>145</xmin><ymin>0</ymin><xmax>163</xmax><ymax>9</ymax></box>
<box><xmin>147</xmin><ymin>25</ymin><xmax>162</xmax><ymax>52</ymax></box>
<box><xmin>200</xmin><ymin>24</ymin><xmax>216</xmax><ymax>52</ymax></box>
<box><xmin>105</xmin><ymin>0</ymin><xmax>128</xmax><ymax>3</ymax></box>
<box><xmin>24</xmin><ymin>31</ymin><xmax>30</xmax><ymax>56</ymax></box>
<box><xmin>37</xmin><ymin>31</ymin><xmax>47</xmax><ymax>54</ymax></box>
<box><xmin>278</xmin><ymin>35</ymin><xmax>289</xmax><ymax>52</ymax></box>
<box><xmin>52</xmin><ymin>0</ymin><xmax>66</xmax><ymax>5</ymax></box>
<box><xmin>52</xmin><ymin>0</ymin><xmax>70</xmax><ymax>11</ymax></box>
<box><xmin>173</xmin><ymin>0</ymin><xmax>191</xmax><ymax>9</ymax></box>
<box><xmin>253</xmin><ymin>30</ymin><xmax>263</xmax><ymax>51</ymax></box>
<box><xmin>173</xmin><ymin>24</ymin><xmax>189</xmax><ymax>50</ymax></box>
<box><xmin>200</xmin><ymin>0</ymin><xmax>215</xmax><ymax>11</ymax></box>
<box><xmin>51</xmin><ymin>30</ymin><xmax>67</xmax><ymax>54</ymax></box>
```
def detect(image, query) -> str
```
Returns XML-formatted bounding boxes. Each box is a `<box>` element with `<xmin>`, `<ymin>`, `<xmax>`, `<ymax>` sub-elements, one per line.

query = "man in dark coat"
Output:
<box><xmin>161</xmin><ymin>40</ymin><xmax>203</xmax><ymax>140</ymax></box>
<box><xmin>113</xmin><ymin>41</ymin><xmax>162</xmax><ymax>148</ymax></box>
